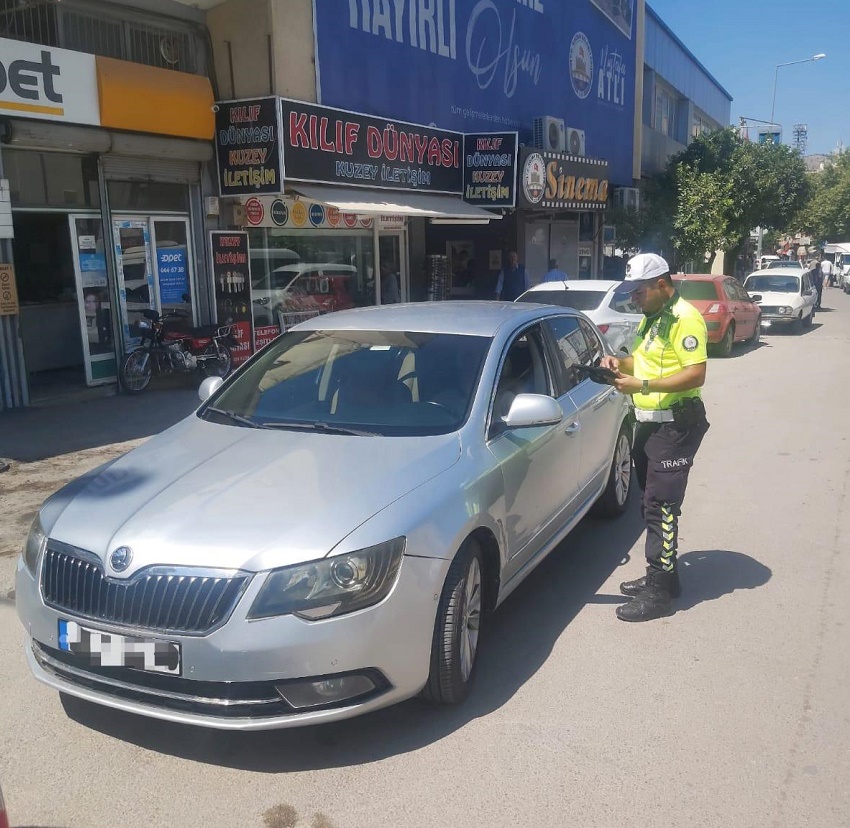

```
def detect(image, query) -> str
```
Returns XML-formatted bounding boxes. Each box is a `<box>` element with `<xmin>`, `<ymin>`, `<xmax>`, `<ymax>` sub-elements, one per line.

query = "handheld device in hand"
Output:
<box><xmin>576</xmin><ymin>365</ymin><xmax>618</xmax><ymax>385</ymax></box>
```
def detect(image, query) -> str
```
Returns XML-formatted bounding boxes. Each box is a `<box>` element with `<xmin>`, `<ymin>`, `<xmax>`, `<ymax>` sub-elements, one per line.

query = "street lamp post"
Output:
<box><xmin>770</xmin><ymin>53</ymin><xmax>826</xmax><ymax>125</ymax></box>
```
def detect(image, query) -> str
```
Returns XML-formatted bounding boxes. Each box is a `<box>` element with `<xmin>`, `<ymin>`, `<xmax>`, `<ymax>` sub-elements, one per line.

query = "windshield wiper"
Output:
<box><xmin>261</xmin><ymin>420</ymin><xmax>380</xmax><ymax>437</ymax></box>
<box><xmin>203</xmin><ymin>407</ymin><xmax>266</xmax><ymax>429</ymax></box>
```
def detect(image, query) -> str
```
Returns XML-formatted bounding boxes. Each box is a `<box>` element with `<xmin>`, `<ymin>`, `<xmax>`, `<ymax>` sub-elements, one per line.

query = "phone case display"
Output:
<box><xmin>210</xmin><ymin>232</ymin><xmax>254</xmax><ymax>368</ymax></box>
<box><xmin>426</xmin><ymin>254</ymin><xmax>450</xmax><ymax>301</ymax></box>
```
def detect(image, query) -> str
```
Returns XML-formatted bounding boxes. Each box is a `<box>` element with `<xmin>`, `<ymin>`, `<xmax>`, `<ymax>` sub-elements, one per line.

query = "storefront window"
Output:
<box><xmin>107</xmin><ymin>181</ymin><xmax>189</xmax><ymax>213</ymax></box>
<box><xmin>4</xmin><ymin>149</ymin><xmax>100</xmax><ymax>209</ymax></box>
<box><xmin>247</xmin><ymin>229</ymin><xmax>379</xmax><ymax>328</ymax></box>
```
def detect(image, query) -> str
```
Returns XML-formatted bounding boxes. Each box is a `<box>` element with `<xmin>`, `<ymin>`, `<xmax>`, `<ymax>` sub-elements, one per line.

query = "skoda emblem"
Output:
<box><xmin>110</xmin><ymin>546</ymin><xmax>133</xmax><ymax>572</ymax></box>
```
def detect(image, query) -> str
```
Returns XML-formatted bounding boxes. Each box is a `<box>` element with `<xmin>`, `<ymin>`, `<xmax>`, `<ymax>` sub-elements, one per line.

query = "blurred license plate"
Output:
<box><xmin>58</xmin><ymin>620</ymin><xmax>181</xmax><ymax>675</ymax></box>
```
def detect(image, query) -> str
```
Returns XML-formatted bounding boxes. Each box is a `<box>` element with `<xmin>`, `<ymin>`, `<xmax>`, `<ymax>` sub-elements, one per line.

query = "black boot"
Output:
<box><xmin>616</xmin><ymin>570</ymin><xmax>675</xmax><ymax>622</ymax></box>
<box><xmin>620</xmin><ymin>567</ymin><xmax>681</xmax><ymax>598</ymax></box>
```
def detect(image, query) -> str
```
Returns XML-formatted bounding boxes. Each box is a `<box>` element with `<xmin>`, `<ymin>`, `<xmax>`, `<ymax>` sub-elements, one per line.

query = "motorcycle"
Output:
<box><xmin>119</xmin><ymin>308</ymin><xmax>236</xmax><ymax>393</ymax></box>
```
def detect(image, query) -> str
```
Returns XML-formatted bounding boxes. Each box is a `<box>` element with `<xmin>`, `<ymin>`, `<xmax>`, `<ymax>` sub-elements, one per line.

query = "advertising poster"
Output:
<box><xmin>254</xmin><ymin>325</ymin><xmax>280</xmax><ymax>352</ymax></box>
<box><xmin>280</xmin><ymin>99</ymin><xmax>464</xmax><ymax>194</ymax></box>
<box><xmin>210</xmin><ymin>231</ymin><xmax>254</xmax><ymax>368</ymax></box>
<box><xmin>313</xmin><ymin>1</ymin><xmax>637</xmax><ymax>184</ymax></box>
<box><xmin>462</xmin><ymin>132</ymin><xmax>518</xmax><ymax>207</ymax></box>
<box><xmin>156</xmin><ymin>246</ymin><xmax>189</xmax><ymax>304</ymax></box>
<box><xmin>215</xmin><ymin>97</ymin><xmax>283</xmax><ymax>197</ymax></box>
<box><xmin>516</xmin><ymin>148</ymin><xmax>610</xmax><ymax>210</ymax></box>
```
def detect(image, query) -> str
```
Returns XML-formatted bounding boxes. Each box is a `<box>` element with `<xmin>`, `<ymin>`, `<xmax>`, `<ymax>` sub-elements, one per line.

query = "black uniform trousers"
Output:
<box><xmin>633</xmin><ymin>415</ymin><xmax>709</xmax><ymax>573</ymax></box>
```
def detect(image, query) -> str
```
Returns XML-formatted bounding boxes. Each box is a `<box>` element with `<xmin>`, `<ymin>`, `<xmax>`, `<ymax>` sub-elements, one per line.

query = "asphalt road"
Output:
<box><xmin>2</xmin><ymin>295</ymin><xmax>850</xmax><ymax>828</ymax></box>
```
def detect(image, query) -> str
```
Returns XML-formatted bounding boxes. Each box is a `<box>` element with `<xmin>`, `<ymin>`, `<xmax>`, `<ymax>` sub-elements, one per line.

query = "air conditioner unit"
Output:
<box><xmin>613</xmin><ymin>187</ymin><xmax>640</xmax><ymax>210</ymax></box>
<box><xmin>565</xmin><ymin>127</ymin><xmax>586</xmax><ymax>157</ymax></box>
<box><xmin>533</xmin><ymin>116</ymin><xmax>566</xmax><ymax>152</ymax></box>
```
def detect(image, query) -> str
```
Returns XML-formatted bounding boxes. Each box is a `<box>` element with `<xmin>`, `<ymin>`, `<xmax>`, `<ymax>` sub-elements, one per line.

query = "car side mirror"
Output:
<box><xmin>502</xmin><ymin>394</ymin><xmax>563</xmax><ymax>429</ymax></box>
<box><xmin>750</xmin><ymin>294</ymin><xmax>762</xmax><ymax>302</ymax></box>
<box><xmin>198</xmin><ymin>376</ymin><xmax>224</xmax><ymax>402</ymax></box>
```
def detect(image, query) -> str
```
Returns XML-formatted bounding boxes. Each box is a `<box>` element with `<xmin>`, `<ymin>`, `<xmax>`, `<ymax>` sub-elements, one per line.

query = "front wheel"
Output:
<box><xmin>120</xmin><ymin>349</ymin><xmax>153</xmax><ymax>393</ymax></box>
<box><xmin>202</xmin><ymin>341</ymin><xmax>232</xmax><ymax>378</ymax></box>
<box><xmin>592</xmin><ymin>426</ymin><xmax>633</xmax><ymax>518</ymax></box>
<box><xmin>422</xmin><ymin>540</ymin><xmax>484</xmax><ymax>705</ymax></box>
<box><xmin>804</xmin><ymin>308</ymin><xmax>815</xmax><ymax>328</ymax></box>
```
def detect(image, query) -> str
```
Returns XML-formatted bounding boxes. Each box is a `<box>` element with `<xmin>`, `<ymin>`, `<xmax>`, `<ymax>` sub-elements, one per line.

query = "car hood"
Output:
<box><xmin>751</xmin><ymin>290</ymin><xmax>802</xmax><ymax>306</ymax></box>
<box><xmin>47</xmin><ymin>417</ymin><xmax>461</xmax><ymax>574</ymax></box>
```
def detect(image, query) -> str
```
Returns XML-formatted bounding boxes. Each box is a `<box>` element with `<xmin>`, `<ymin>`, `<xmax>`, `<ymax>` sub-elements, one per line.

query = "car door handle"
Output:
<box><xmin>593</xmin><ymin>388</ymin><xmax>618</xmax><ymax>409</ymax></box>
<box><xmin>564</xmin><ymin>421</ymin><xmax>581</xmax><ymax>435</ymax></box>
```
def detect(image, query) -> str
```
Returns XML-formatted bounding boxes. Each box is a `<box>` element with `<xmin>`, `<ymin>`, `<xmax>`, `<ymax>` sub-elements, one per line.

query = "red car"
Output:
<box><xmin>674</xmin><ymin>274</ymin><xmax>762</xmax><ymax>356</ymax></box>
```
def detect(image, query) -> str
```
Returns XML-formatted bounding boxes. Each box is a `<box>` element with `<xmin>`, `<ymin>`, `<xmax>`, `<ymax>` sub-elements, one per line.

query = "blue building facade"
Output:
<box><xmin>641</xmin><ymin>5</ymin><xmax>733</xmax><ymax>178</ymax></box>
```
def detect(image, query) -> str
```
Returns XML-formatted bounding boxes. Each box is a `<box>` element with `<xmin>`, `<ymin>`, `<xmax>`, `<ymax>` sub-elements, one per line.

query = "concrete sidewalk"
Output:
<box><xmin>0</xmin><ymin>386</ymin><xmax>199</xmax><ymax>463</ymax></box>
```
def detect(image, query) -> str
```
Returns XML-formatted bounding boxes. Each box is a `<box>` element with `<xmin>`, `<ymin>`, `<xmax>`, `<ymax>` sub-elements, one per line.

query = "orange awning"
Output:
<box><xmin>96</xmin><ymin>56</ymin><xmax>214</xmax><ymax>140</ymax></box>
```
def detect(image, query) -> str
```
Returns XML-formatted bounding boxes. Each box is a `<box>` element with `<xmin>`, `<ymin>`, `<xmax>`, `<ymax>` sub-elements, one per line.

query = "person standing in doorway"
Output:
<box><xmin>543</xmin><ymin>258</ymin><xmax>570</xmax><ymax>283</ymax></box>
<box><xmin>600</xmin><ymin>253</ymin><xmax>710</xmax><ymax>622</ymax></box>
<box><xmin>494</xmin><ymin>251</ymin><xmax>528</xmax><ymax>301</ymax></box>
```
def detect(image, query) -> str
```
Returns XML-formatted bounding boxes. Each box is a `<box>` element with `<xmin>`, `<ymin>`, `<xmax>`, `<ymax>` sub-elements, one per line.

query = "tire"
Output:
<box><xmin>747</xmin><ymin>320</ymin><xmax>761</xmax><ymax>347</ymax></box>
<box><xmin>805</xmin><ymin>307</ymin><xmax>815</xmax><ymax>328</ymax></box>
<box><xmin>716</xmin><ymin>323</ymin><xmax>734</xmax><ymax>357</ymax></box>
<box><xmin>202</xmin><ymin>341</ymin><xmax>232</xmax><ymax>378</ymax></box>
<box><xmin>119</xmin><ymin>348</ymin><xmax>153</xmax><ymax>393</ymax></box>
<box><xmin>592</xmin><ymin>425</ymin><xmax>633</xmax><ymax>518</ymax></box>
<box><xmin>422</xmin><ymin>539</ymin><xmax>484</xmax><ymax>705</ymax></box>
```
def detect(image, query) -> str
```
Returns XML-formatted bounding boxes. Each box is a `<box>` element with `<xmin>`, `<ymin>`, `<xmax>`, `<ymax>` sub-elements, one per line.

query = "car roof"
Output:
<box><xmin>523</xmin><ymin>279</ymin><xmax>618</xmax><ymax>293</ymax></box>
<box><xmin>746</xmin><ymin>268</ymin><xmax>802</xmax><ymax>277</ymax></box>
<box><xmin>674</xmin><ymin>274</ymin><xmax>729</xmax><ymax>282</ymax></box>
<box><xmin>292</xmin><ymin>301</ymin><xmax>571</xmax><ymax>336</ymax></box>
<box><xmin>271</xmin><ymin>263</ymin><xmax>357</xmax><ymax>274</ymax></box>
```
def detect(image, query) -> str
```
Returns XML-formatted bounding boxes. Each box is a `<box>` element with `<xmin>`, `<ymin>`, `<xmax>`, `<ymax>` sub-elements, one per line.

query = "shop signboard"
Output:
<box><xmin>241</xmin><ymin>195</ymin><xmax>405</xmax><ymax>230</ymax></box>
<box><xmin>215</xmin><ymin>97</ymin><xmax>283</xmax><ymax>197</ymax></box>
<box><xmin>313</xmin><ymin>0</ymin><xmax>636</xmax><ymax>185</ymax></box>
<box><xmin>516</xmin><ymin>148</ymin><xmax>609</xmax><ymax>210</ymax></box>
<box><xmin>0</xmin><ymin>264</ymin><xmax>19</xmax><ymax>316</ymax></box>
<box><xmin>209</xmin><ymin>231</ymin><xmax>254</xmax><ymax>368</ymax></box>
<box><xmin>462</xmin><ymin>132</ymin><xmax>518</xmax><ymax>207</ymax></box>
<box><xmin>156</xmin><ymin>246</ymin><xmax>189</xmax><ymax>305</ymax></box>
<box><xmin>0</xmin><ymin>37</ymin><xmax>100</xmax><ymax>125</ymax></box>
<box><xmin>280</xmin><ymin>99</ymin><xmax>464</xmax><ymax>194</ymax></box>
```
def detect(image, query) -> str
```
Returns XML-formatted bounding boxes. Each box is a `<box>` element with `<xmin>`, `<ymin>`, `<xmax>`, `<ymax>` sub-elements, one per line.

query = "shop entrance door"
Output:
<box><xmin>112</xmin><ymin>216</ymin><xmax>195</xmax><ymax>348</ymax></box>
<box><xmin>379</xmin><ymin>232</ymin><xmax>407</xmax><ymax>303</ymax></box>
<box><xmin>550</xmin><ymin>221</ymin><xmax>579</xmax><ymax>280</ymax></box>
<box><xmin>69</xmin><ymin>214</ymin><xmax>116</xmax><ymax>386</ymax></box>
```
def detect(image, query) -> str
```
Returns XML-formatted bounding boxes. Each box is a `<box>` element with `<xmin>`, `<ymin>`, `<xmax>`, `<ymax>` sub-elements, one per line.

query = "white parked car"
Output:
<box><xmin>516</xmin><ymin>280</ymin><xmax>642</xmax><ymax>354</ymax></box>
<box><xmin>743</xmin><ymin>268</ymin><xmax>817</xmax><ymax>332</ymax></box>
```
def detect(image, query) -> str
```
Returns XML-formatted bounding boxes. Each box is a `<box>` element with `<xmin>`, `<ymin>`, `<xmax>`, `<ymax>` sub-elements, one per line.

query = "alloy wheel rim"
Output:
<box><xmin>459</xmin><ymin>557</ymin><xmax>482</xmax><ymax>682</ymax></box>
<box><xmin>615</xmin><ymin>434</ymin><xmax>631</xmax><ymax>505</ymax></box>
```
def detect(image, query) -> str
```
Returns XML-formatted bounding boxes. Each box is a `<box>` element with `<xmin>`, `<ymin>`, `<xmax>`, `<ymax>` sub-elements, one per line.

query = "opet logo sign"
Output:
<box><xmin>0</xmin><ymin>37</ymin><xmax>99</xmax><ymax>125</ymax></box>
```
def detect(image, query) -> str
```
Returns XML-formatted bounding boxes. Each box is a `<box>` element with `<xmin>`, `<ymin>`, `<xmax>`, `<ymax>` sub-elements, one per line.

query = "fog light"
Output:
<box><xmin>276</xmin><ymin>672</ymin><xmax>381</xmax><ymax>710</ymax></box>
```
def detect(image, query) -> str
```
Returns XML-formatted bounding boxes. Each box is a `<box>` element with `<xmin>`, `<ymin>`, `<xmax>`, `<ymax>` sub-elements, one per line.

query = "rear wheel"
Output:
<box><xmin>202</xmin><ymin>341</ymin><xmax>232</xmax><ymax>378</ymax></box>
<box><xmin>592</xmin><ymin>426</ymin><xmax>633</xmax><ymax>518</ymax></box>
<box><xmin>422</xmin><ymin>539</ymin><xmax>484</xmax><ymax>705</ymax></box>
<box><xmin>747</xmin><ymin>320</ymin><xmax>761</xmax><ymax>347</ymax></box>
<box><xmin>716</xmin><ymin>323</ymin><xmax>734</xmax><ymax>357</ymax></box>
<box><xmin>119</xmin><ymin>349</ymin><xmax>152</xmax><ymax>393</ymax></box>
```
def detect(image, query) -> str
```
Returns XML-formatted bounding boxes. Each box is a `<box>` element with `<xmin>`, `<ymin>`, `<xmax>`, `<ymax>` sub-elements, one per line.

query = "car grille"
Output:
<box><xmin>759</xmin><ymin>306</ymin><xmax>782</xmax><ymax>315</ymax></box>
<box><xmin>40</xmin><ymin>544</ymin><xmax>251</xmax><ymax>635</ymax></box>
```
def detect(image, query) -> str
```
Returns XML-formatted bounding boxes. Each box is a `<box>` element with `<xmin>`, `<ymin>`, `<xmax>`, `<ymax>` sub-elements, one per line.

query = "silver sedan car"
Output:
<box><xmin>17</xmin><ymin>302</ymin><xmax>633</xmax><ymax>730</ymax></box>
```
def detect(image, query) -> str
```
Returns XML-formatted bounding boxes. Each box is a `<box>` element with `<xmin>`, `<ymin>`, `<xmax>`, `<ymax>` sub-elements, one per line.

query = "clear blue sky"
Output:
<box><xmin>648</xmin><ymin>0</ymin><xmax>849</xmax><ymax>155</ymax></box>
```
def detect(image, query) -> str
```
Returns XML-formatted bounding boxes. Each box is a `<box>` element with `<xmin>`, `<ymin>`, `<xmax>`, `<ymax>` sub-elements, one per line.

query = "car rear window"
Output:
<box><xmin>674</xmin><ymin>281</ymin><xmax>718</xmax><ymax>301</ymax></box>
<box><xmin>517</xmin><ymin>289</ymin><xmax>605</xmax><ymax>311</ymax></box>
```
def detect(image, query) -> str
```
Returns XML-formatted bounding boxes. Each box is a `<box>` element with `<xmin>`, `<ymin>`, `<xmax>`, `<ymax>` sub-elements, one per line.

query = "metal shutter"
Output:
<box><xmin>101</xmin><ymin>156</ymin><xmax>201</xmax><ymax>184</ymax></box>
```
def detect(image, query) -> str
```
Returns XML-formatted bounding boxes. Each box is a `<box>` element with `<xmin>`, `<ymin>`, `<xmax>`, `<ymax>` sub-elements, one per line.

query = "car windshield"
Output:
<box><xmin>517</xmin><ymin>289</ymin><xmax>605</xmax><ymax>311</ymax></box>
<box><xmin>674</xmin><ymin>281</ymin><xmax>718</xmax><ymax>300</ymax></box>
<box><xmin>767</xmin><ymin>260</ymin><xmax>801</xmax><ymax>269</ymax></box>
<box><xmin>745</xmin><ymin>275</ymin><xmax>800</xmax><ymax>293</ymax></box>
<box><xmin>202</xmin><ymin>329</ymin><xmax>491</xmax><ymax>436</ymax></box>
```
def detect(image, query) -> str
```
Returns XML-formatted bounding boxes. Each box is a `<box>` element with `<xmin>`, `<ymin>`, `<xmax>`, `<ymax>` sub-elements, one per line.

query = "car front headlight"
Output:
<box><xmin>23</xmin><ymin>514</ymin><xmax>47</xmax><ymax>575</ymax></box>
<box><xmin>779</xmin><ymin>306</ymin><xmax>793</xmax><ymax>315</ymax></box>
<box><xmin>248</xmin><ymin>537</ymin><xmax>406</xmax><ymax>621</ymax></box>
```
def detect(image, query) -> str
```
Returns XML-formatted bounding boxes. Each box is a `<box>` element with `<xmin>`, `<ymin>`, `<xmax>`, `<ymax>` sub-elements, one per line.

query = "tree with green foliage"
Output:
<box><xmin>797</xmin><ymin>151</ymin><xmax>850</xmax><ymax>243</ymax></box>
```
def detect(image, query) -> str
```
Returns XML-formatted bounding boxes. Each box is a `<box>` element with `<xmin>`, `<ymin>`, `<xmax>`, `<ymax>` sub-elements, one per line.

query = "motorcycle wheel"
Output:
<box><xmin>120</xmin><ymin>349</ymin><xmax>153</xmax><ymax>393</ymax></box>
<box><xmin>202</xmin><ymin>342</ymin><xmax>232</xmax><ymax>378</ymax></box>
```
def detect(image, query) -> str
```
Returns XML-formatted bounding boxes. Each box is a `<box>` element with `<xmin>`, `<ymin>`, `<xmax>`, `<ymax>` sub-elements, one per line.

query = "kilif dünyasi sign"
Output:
<box><xmin>0</xmin><ymin>37</ymin><xmax>99</xmax><ymax>125</ymax></box>
<box><xmin>517</xmin><ymin>148</ymin><xmax>609</xmax><ymax>211</ymax></box>
<box><xmin>279</xmin><ymin>99</ymin><xmax>464</xmax><ymax>194</ymax></box>
<box><xmin>462</xmin><ymin>132</ymin><xmax>518</xmax><ymax>207</ymax></box>
<box><xmin>215</xmin><ymin>97</ymin><xmax>283</xmax><ymax>196</ymax></box>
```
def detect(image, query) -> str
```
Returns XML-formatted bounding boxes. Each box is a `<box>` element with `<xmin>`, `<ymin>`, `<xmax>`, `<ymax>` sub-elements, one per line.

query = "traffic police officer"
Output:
<box><xmin>601</xmin><ymin>254</ymin><xmax>710</xmax><ymax>622</ymax></box>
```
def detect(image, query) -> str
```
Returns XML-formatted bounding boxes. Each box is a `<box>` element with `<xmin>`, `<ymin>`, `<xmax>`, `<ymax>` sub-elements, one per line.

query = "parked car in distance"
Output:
<box><xmin>743</xmin><ymin>268</ymin><xmax>817</xmax><ymax>332</ymax></box>
<box><xmin>251</xmin><ymin>263</ymin><xmax>358</xmax><ymax>325</ymax></box>
<box><xmin>515</xmin><ymin>279</ymin><xmax>642</xmax><ymax>354</ymax></box>
<box><xmin>765</xmin><ymin>260</ymin><xmax>805</xmax><ymax>271</ymax></box>
<box><xmin>18</xmin><ymin>302</ymin><xmax>634</xmax><ymax>730</ymax></box>
<box><xmin>673</xmin><ymin>274</ymin><xmax>761</xmax><ymax>357</ymax></box>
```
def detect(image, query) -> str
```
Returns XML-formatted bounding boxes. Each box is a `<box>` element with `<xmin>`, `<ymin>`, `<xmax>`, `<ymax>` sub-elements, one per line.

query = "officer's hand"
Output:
<box><xmin>600</xmin><ymin>355</ymin><xmax>620</xmax><ymax>372</ymax></box>
<box><xmin>614</xmin><ymin>375</ymin><xmax>641</xmax><ymax>395</ymax></box>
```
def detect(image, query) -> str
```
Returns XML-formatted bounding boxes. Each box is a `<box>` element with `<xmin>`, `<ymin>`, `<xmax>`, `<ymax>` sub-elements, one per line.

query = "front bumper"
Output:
<box><xmin>16</xmin><ymin>554</ymin><xmax>450</xmax><ymax>730</ymax></box>
<box><xmin>760</xmin><ymin>314</ymin><xmax>799</xmax><ymax>327</ymax></box>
